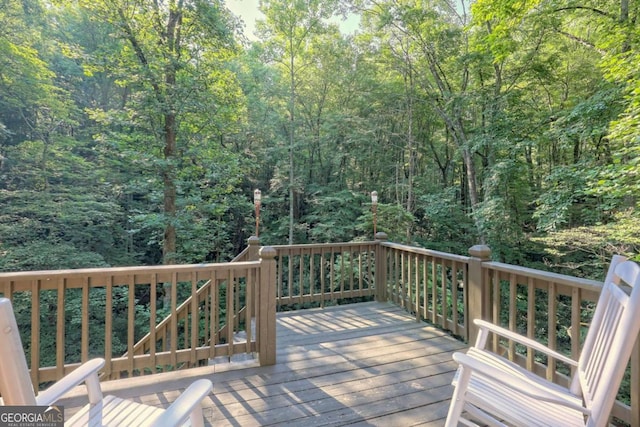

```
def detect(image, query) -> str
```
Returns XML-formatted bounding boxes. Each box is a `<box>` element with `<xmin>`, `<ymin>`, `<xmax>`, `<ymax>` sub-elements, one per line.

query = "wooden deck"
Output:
<box><xmin>60</xmin><ymin>301</ymin><xmax>468</xmax><ymax>426</ymax></box>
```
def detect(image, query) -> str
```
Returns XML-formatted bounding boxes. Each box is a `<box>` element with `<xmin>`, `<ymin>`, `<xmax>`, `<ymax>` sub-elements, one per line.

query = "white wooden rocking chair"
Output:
<box><xmin>445</xmin><ymin>255</ymin><xmax>640</xmax><ymax>427</ymax></box>
<box><xmin>0</xmin><ymin>297</ymin><xmax>213</xmax><ymax>426</ymax></box>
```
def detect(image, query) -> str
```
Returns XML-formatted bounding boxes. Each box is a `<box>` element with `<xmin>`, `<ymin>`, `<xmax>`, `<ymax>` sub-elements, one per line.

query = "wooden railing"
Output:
<box><xmin>377</xmin><ymin>240</ymin><xmax>638</xmax><ymax>426</ymax></box>
<box><xmin>0</xmin><ymin>246</ymin><xmax>277</xmax><ymax>387</ymax></box>
<box><xmin>1</xmin><ymin>236</ymin><xmax>638</xmax><ymax>424</ymax></box>
<box><xmin>271</xmin><ymin>241</ymin><xmax>379</xmax><ymax>308</ymax></box>
<box><xmin>377</xmin><ymin>241</ymin><xmax>471</xmax><ymax>339</ymax></box>
<box><xmin>123</xmin><ymin>237</ymin><xmax>262</xmax><ymax>365</ymax></box>
<box><xmin>123</xmin><ymin>239</ymin><xmax>379</xmax><ymax>364</ymax></box>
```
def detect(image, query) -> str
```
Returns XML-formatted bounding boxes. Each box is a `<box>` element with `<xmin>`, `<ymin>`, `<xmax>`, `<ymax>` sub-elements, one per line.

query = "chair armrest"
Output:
<box><xmin>474</xmin><ymin>319</ymin><xmax>578</xmax><ymax>367</ymax></box>
<box><xmin>453</xmin><ymin>351</ymin><xmax>589</xmax><ymax>415</ymax></box>
<box><xmin>150</xmin><ymin>379</ymin><xmax>213</xmax><ymax>427</ymax></box>
<box><xmin>35</xmin><ymin>358</ymin><xmax>105</xmax><ymax>406</ymax></box>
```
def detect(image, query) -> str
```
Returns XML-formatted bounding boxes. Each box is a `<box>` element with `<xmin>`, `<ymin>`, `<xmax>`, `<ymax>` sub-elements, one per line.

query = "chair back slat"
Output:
<box><xmin>0</xmin><ymin>298</ymin><xmax>37</xmax><ymax>405</ymax></box>
<box><xmin>582</xmin><ymin>289</ymin><xmax>624</xmax><ymax>397</ymax></box>
<box><xmin>576</xmin><ymin>256</ymin><xmax>640</xmax><ymax>426</ymax></box>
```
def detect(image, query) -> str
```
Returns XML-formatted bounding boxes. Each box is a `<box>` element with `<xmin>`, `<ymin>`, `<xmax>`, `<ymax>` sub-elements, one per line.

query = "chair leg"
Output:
<box><xmin>445</xmin><ymin>366</ymin><xmax>472</xmax><ymax>427</ymax></box>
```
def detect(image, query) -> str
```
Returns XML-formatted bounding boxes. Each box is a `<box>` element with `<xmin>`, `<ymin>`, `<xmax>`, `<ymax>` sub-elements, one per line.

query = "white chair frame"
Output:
<box><xmin>0</xmin><ymin>297</ymin><xmax>213</xmax><ymax>426</ymax></box>
<box><xmin>446</xmin><ymin>255</ymin><xmax>640</xmax><ymax>427</ymax></box>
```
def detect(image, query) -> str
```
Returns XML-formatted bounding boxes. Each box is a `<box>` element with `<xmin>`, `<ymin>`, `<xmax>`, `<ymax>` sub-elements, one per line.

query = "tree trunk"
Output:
<box><xmin>162</xmin><ymin>8</ymin><xmax>180</xmax><ymax>264</ymax></box>
<box><xmin>162</xmin><ymin>112</ymin><xmax>177</xmax><ymax>265</ymax></box>
<box><xmin>288</xmin><ymin>37</ymin><xmax>295</xmax><ymax>245</ymax></box>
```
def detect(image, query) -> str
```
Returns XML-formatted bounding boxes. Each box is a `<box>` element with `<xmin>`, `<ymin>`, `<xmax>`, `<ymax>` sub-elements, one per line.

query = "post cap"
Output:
<box><xmin>469</xmin><ymin>244</ymin><xmax>491</xmax><ymax>260</ymax></box>
<box><xmin>259</xmin><ymin>246</ymin><xmax>277</xmax><ymax>259</ymax></box>
<box><xmin>374</xmin><ymin>232</ymin><xmax>388</xmax><ymax>241</ymax></box>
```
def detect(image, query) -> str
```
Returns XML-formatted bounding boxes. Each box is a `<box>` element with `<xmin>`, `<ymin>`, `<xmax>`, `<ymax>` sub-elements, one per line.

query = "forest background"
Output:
<box><xmin>1</xmin><ymin>0</ymin><xmax>639</xmax><ymax>280</ymax></box>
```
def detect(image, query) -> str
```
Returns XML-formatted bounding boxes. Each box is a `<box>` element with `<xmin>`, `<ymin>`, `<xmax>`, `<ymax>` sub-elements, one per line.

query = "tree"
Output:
<box><xmin>466</xmin><ymin>0</ymin><xmax>636</xmax><ymax>261</ymax></box>
<box><xmin>73</xmin><ymin>0</ymin><xmax>243</xmax><ymax>264</ymax></box>
<box><xmin>258</xmin><ymin>0</ymin><xmax>338</xmax><ymax>244</ymax></box>
<box><xmin>362</xmin><ymin>0</ymin><xmax>485</xmax><ymax>238</ymax></box>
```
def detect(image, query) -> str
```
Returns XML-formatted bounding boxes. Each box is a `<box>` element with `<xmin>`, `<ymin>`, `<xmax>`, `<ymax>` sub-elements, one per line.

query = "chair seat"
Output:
<box><xmin>66</xmin><ymin>394</ymin><xmax>191</xmax><ymax>427</ymax></box>
<box><xmin>456</xmin><ymin>348</ymin><xmax>586</xmax><ymax>427</ymax></box>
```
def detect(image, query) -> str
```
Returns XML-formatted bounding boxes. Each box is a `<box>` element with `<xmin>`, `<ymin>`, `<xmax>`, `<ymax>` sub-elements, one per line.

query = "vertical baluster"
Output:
<box><xmin>170</xmin><ymin>272</ymin><xmax>178</xmax><ymax>369</ymax></box>
<box><xmin>190</xmin><ymin>272</ymin><xmax>198</xmax><ymax>367</ymax></box>
<box><xmin>30</xmin><ymin>280</ymin><xmax>40</xmax><ymax>389</ymax></box>
<box><xmin>321</xmin><ymin>251</ymin><xmax>327</xmax><ymax>306</ymax></box>
<box><xmin>422</xmin><ymin>255</ymin><xmax>428</xmax><ymax>320</ymax></box>
<box><xmin>547</xmin><ymin>282</ymin><xmax>558</xmax><ymax>381</ymax></box>
<box><xmin>526</xmin><ymin>277</ymin><xmax>535</xmax><ymax>371</ymax></box>
<box><xmin>508</xmin><ymin>273</ymin><xmax>517</xmax><ymax>360</ymax></box>
<box><xmin>431</xmin><ymin>258</ymin><xmax>437</xmax><ymax>324</ymax></box>
<box><xmin>81</xmin><ymin>277</ymin><xmax>89</xmax><ymax>364</ymax></box>
<box><xmin>441</xmin><ymin>260</ymin><xmax>448</xmax><ymax>327</ymax></box>
<box><xmin>56</xmin><ymin>278</ymin><xmax>65</xmax><ymax>380</ymax></box>
<box><xmin>245</xmin><ymin>267</ymin><xmax>254</xmax><ymax>354</ymax></box>
<box><xmin>105</xmin><ymin>276</ymin><xmax>113</xmax><ymax>378</ymax></box>
<box><xmin>227</xmin><ymin>269</ymin><xmax>235</xmax><ymax>359</ymax></box>
<box><xmin>210</xmin><ymin>270</ymin><xmax>218</xmax><ymax>359</ymax></box>
<box><xmin>491</xmin><ymin>272</ymin><xmax>500</xmax><ymax>353</ymax></box>
<box><xmin>127</xmin><ymin>275</ymin><xmax>135</xmax><ymax>376</ymax></box>
<box><xmin>150</xmin><ymin>273</ymin><xmax>157</xmax><ymax>373</ymax></box>
<box><xmin>570</xmin><ymin>286</ymin><xmax>581</xmax><ymax>376</ymax></box>
<box><xmin>452</xmin><ymin>261</ymin><xmax>459</xmax><ymax>334</ymax></box>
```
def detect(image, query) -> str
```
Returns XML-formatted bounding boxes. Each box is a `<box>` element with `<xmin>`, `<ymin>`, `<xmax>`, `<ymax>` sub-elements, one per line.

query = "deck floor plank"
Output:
<box><xmin>60</xmin><ymin>301</ymin><xmax>466</xmax><ymax>426</ymax></box>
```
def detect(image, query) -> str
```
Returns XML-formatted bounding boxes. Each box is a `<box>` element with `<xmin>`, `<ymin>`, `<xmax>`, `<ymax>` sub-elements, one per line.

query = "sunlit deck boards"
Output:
<box><xmin>60</xmin><ymin>301</ymin><xmax>467</xmax><ymax>426</ymax></box>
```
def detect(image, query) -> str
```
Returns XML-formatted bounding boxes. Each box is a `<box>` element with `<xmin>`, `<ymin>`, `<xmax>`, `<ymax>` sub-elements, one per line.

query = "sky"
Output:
<box><xmin>226</xmin><ymin>0</ymin><xmax>265</xmax><ymax>39</ymax></box>
<box><xmin>225</xmin><ymin>0</ymin><xmax>361</xmax><ymax>40</ymax></box>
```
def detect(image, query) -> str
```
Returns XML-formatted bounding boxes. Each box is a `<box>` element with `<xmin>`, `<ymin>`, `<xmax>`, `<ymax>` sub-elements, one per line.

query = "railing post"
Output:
<box><xmin>374</xmin><ymin>232</ymin><xmax>388</xmax><ymax>302</ymax></box>
<box><xmin>258</xmin><ymin>246</ymin><xmax>277</xmax><ymax>366</ymax></box>
<box><xmin>467</xmin><ymin>244</ymin><xmax>491</xmax><ymax>344</ymax></box>
<box><xmin>247</xmin><ymin>236</ymin><xmax>261</xmax><ymax>261</ymax></box>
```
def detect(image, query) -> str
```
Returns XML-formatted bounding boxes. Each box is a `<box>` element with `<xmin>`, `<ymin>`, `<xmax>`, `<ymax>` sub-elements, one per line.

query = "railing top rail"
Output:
<box><xmin>380</xmin><ymin>241</ymin><xmax>471</xmax><ymax>263</ymax></box>
<box><xmin>483</xmin><ymin>261</ymin><xmax>603</xmax><ymax>292</ymax></box>
<box><xmin>0</xmin><ymin>260</ymin><xmax>262</xmax><ymax>280</ymax></box>
<box><xmin>231</xmin><ymin>246</ymin><xmax>251</xmax><ymax>262</ymax></box>
<box><xmin>271</xmin><ymin>241</ymin><xmax>378</xmax><ymax>251</ymax></box>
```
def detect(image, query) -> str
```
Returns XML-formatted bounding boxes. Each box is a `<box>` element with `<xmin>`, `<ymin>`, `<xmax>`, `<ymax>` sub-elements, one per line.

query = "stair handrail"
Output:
<box><xmin>123</xmin><ymin>238</ymin><xmax>260</xmax><ymax>358</ymax></box>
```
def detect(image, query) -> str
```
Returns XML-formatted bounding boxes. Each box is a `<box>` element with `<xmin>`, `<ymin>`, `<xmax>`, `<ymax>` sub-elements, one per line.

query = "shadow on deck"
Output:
<box><xmin>60</xmin><ymin>301</ymin><xmax>467</xmax><ymax>426</ymax></box>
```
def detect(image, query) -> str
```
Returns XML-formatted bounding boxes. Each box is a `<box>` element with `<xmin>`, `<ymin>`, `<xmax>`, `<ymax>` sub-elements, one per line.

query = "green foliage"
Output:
<box><xmin>531</xmin><ymin>211</ymin><xmax>640</xmax><ymax>276</ymax></box>
<box><xmin>596</xmin><ymin>16</ymin><xmax>640</xmax><ymax>204</ymax></box>
<box><xmin>1</xmin><ymin>0</ymin><xmax>640</xmax><ymax>397</ymax></box>
<box><xmin>363</xmin><ymin>203</ymin><xmax>415</xmax><ymax>244</ymax></box>
<box><xmin>0</xmin><ymin>0</ymin><xmax>637</xmax><ymax>275</ymax></box>
<box><xmin>533</xmin><ymin>165</ymin><xmax>591</xmax><ymax>232</ymax></box>
<box><xmin>0</xmin><ymin>242</ymin><xmax>109</xmax><ymax>272</ymax></box>
<box><xmin>13</xmin><ymin>287</ymin><xmax>150</xmax><ymax>370</ymax></box>
<box><xmin>473</xmin><ymin>156</ymin><xmax>533</xmax><ymax>263</ymax></box>
<box><xmin>416</xmin><ymin>188</ymin><xmax>475</xmax><ymax>254</ymax></box>
<box><xmin>304</xmin><ymin>190</ymin><xmax>368</xmax><ymax>242</ymax></box>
